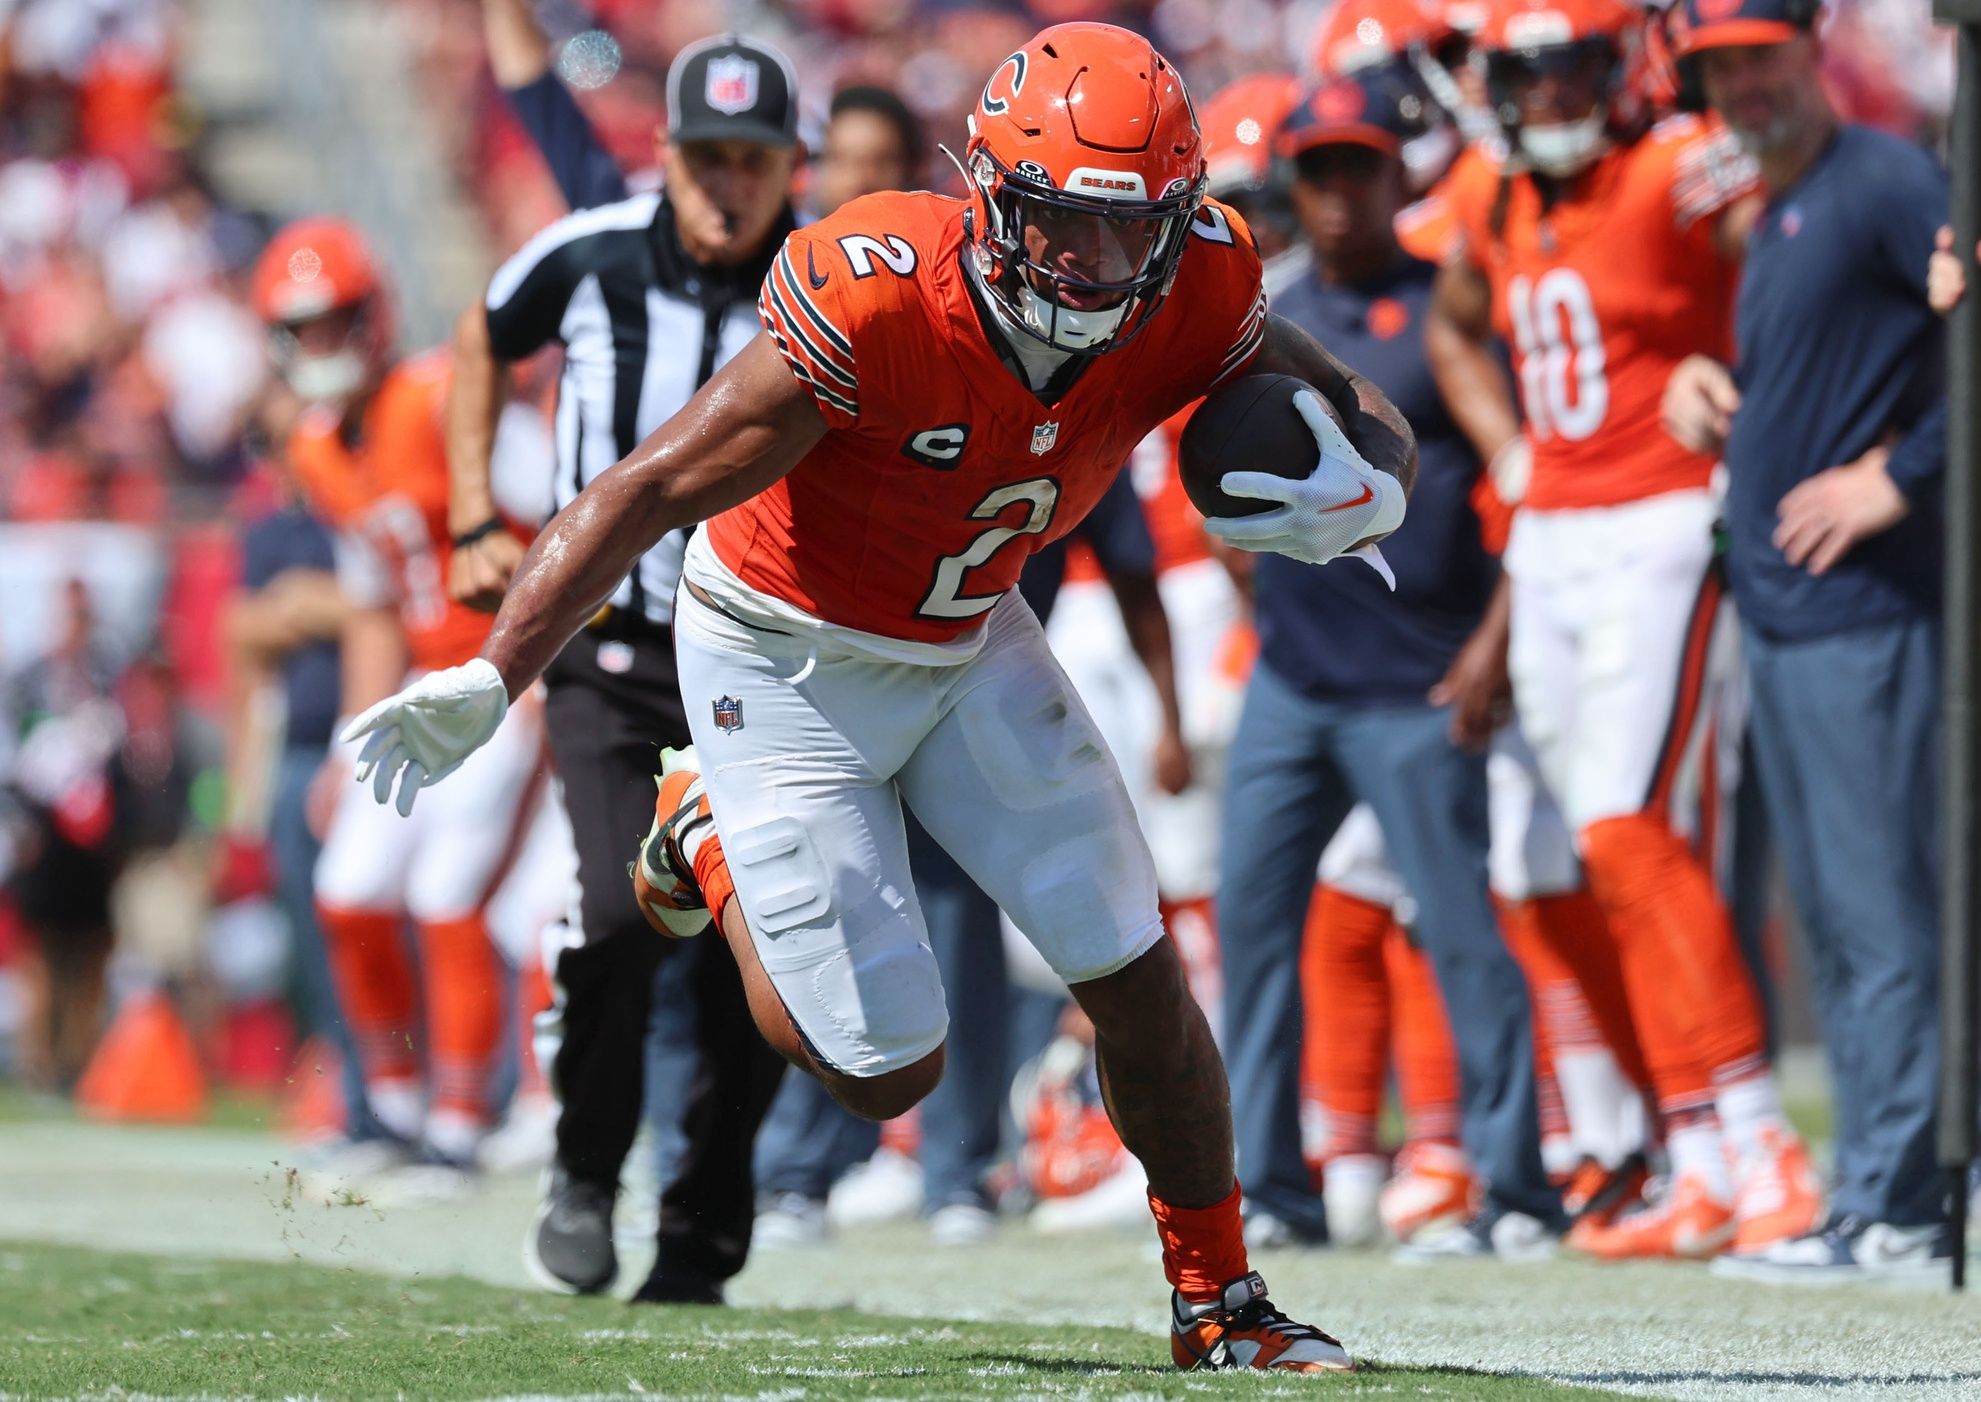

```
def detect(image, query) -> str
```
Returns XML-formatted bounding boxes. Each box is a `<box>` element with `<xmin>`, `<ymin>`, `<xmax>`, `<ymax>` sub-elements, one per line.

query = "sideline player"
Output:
<box><xmin>1426</xmin><ymin>0</ymin><xmax>1818</xmax><ymax>1257</ymax></box>
<box><xmin>254</xmin><ymin>219</ymin><xmax>546</xmax><ymax>1189</ymax></box>
<box><xmin>342</xmin><ymin>22</ymin><xmax>1413</xmax><ymax>1374</ymax></box>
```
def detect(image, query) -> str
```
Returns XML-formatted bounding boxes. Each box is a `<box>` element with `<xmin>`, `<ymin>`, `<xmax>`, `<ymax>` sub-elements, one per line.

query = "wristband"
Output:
<box><xmin>451</xmin><ymin>517</ymin><xmax>504</xmax><ymax>550</ymax></box>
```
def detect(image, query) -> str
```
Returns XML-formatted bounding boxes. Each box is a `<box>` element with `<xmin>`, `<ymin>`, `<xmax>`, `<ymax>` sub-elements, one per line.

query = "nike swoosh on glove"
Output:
<box><xmin>1201</xmin><ymin>389</ymin><xmax>1406</xmax><ymax>588</ymax></box>
<box><xmin>340</xmin><ymin>657</ymin><xmax>509</xmax><ymax>816</ymax></box>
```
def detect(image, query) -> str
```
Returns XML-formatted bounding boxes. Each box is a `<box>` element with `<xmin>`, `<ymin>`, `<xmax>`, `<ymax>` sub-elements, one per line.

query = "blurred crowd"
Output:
<box><xmin>0</xmin><ymin>0</ymin><xmax>1966</xmax><ymax>1299</ymax></box>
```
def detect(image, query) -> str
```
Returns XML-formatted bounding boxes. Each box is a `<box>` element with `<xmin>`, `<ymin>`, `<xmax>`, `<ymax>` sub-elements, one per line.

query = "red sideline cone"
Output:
<box><xmin>76</xmin><ymin>989</ymin><xmax>208</xmax><ymax>1124</ymax></box>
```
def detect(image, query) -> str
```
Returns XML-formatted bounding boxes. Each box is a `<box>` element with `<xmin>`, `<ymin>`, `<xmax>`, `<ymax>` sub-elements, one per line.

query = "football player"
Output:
<box><xmin>254</xmin><ymin>220</ymin><xmax>547</xmax><ymax>1191</ymax></box>
<box><xmin>343</xmin><ymin>23</ymin><xmax>1413</xmax><ymax>1373</ymax></box>
<box><xmin>1425</xmin><ymin>0</ymin><xmax>1819</xmax><ymax>1258</ymax></box>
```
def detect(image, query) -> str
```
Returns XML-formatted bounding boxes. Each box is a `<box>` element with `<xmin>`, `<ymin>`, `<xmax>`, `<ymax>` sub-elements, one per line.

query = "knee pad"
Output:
<box><xmin>728</xmin><ymin>817</ymin><xmax>833</xmax><ymax>934</ymax></box>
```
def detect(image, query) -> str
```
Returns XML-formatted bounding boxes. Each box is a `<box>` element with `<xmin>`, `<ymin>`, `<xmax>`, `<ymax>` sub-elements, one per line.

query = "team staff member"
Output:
<box><xmin>1662</xmin><ymin>0</ymin><xmax>1950</xmax><ymax>1284</ymax></box>
<box><xmin>447</xmin><ymin>29</ymin><xmax>798</xmax><ymax>1302</ymax></box>
<box><xmin>1219</xmin><ymin>70</ymin><xmax>1558</xmax><ymax>1258</ymax></box>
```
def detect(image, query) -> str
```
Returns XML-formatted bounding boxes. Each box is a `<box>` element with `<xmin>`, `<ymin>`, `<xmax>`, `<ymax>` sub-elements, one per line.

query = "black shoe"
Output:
<box><xmin>524</xmin><ymin>1167</ymin><xmax>618</xmax><ymax>1295</ymax></box>
<box><xmin>631</xmin><ymin>1268</ymin><xmax>725</xmax><ymax>1305</ymax></box>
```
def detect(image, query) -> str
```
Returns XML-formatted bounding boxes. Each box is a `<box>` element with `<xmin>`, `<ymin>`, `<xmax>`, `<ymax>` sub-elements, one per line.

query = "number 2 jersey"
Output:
<box><xmin>690</xmin><ymin>189</ymin><xmax>1265</xmax><ymax>654</ymax></box>
<box><xmin>1444</xmin><ymin>115</ymin><xmax>1756</xmax><ymax>512</ymax></box>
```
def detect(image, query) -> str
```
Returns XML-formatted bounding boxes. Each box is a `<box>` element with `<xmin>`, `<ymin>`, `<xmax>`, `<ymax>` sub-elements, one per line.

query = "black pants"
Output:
<box><xmin>543</xmin><ymin>616</ymin><xmax>786</xmax><ymax>1282</ymax></box>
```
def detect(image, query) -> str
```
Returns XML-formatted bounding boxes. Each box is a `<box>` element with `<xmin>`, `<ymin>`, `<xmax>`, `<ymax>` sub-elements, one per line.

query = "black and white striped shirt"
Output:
<box><xmin>484</xmin><ymin>192</ymin><xmax>794</xmax><ymax>626</ymax></box>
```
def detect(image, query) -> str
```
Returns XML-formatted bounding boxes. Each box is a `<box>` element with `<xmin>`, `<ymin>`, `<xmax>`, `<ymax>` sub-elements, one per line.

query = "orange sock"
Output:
<box><xmin>418</xmin><ymin>914</ymin><xmax>505</xmax><ymax>1127</ymax></box>
<box><xmin>1150</xmin><ymin>1180</ymin><xmax>1249</xmax><ymax>1301</ymax></box>
<box><xmin>516</xmin><ymin>955</ymin><xmax>552</xmax><ymax>1097</ymax></box>
<box><xmin>1499</xmin><ymin>892</ymin><xmax>1651</xmax><ymax>1089</ymax></box>
<box><xmin>316</xmin><ymin>904</ymin><xmax>418</xmax><ymax>1085</ymax></box>
<box><xmin>691</xmin><ymin>833</ymin><xmax>738</xmax><ymax>932</ymax></box>
<box><xmin>1386</xmin><ymin>929</ymin><xmax>1460</xmax><ymax>1146</ymax></box>
<box><xmin>1538</xmin><ymin>1063</ymin><xmax>1569</xmax><ymax>1142</ymax></box>
<box><xmin>1299</xmin><ymin>885</ymin><xmax>1392</xmax><ymax>1158</ymax></box>
<box><xmin>1580</xmin><ymin>814</ymin><xmax>1767</xmax><ymax>1086</ymax></box>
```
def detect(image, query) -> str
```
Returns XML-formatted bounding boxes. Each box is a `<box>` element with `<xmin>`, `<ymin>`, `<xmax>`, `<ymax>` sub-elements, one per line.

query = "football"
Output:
<box><xmin>1177</xmin><ymin>373</ymin><xmax>1340</xmax><ymax>520</ymax></box>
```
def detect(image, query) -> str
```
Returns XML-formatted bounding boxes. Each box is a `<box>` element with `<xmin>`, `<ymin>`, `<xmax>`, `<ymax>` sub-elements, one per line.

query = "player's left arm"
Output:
<box><xmin>1250</xmin><ymin>311</ymin><xmax>1418</xmax><ymax>498</ymax></box>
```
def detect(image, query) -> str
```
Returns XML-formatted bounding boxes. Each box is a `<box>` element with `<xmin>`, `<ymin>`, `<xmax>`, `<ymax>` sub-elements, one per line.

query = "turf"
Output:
<box><xmin>0</xmin><ymin>1239</ymin><xmax>1635</xmax><ymax>1401</ymax></box>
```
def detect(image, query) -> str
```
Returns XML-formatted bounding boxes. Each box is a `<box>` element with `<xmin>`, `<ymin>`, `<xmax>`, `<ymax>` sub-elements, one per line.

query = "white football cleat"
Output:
<box><xmin>631</xmin><ymin>747</ymin><xmax>713</xmax><ymax>938</ymax></box>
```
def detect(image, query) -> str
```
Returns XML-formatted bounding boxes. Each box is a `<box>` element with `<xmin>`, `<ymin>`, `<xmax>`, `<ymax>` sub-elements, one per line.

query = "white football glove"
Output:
<box><xmin>340</xmin><ymin>657</ymin><xmax>508</xmax><ymax>816</ymax></box>
<box><xmin>1202</xmin><ymin>389</ymin><xmax>1406</xmax><ymax>587</ymax></box>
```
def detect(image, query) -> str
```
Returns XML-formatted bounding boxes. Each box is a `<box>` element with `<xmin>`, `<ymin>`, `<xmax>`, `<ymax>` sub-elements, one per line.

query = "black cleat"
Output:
<box><xmin>524</xmin><ymin>1167</ymin><xmax>618</xmax><ymax>1295</ymax></box>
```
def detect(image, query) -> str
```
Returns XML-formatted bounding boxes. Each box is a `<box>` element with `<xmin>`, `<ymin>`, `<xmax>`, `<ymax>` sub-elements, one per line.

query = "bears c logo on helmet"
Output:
<box><xmin>980</xmin><ymin>51</ymin><xmax>1027</xmax><ymax>116</ymax></box>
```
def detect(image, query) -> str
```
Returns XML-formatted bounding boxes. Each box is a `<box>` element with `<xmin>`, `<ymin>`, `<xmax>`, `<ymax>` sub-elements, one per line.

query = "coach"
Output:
<box><xmin>1218</xmin><ymin>72</ymin><xmax>1556</xmax><ymax>1256</ymax></box>
<box><xmin>1662</xmin><ymin>0</ymin><xmax>1950</xmax><ymax>1283</ymax></box>
<box><xmin>445</xmin><ymin>30</ymin><xmax>799</xmax><ymax>1302</ymax></box>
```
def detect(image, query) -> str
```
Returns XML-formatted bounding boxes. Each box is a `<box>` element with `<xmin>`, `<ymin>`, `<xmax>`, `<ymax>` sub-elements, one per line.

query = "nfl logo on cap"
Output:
<box><xmin>1030</xmin><ymin>420</ymin><xmax>1060</xmax><ymax>455</ymax></box>
<box><xmin>706</xmin><ymin>54</ymin><xmax>759</xmax><ymax>115</ymax></box>
<box><xmin>713</xmin><ymin>695</ymin><xmax>745</xmax><ymax>734</ymax></box>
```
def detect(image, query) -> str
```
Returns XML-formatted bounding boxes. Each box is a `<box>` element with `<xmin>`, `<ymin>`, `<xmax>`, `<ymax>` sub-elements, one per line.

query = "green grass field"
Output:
<box><xmin>1</xmin><ymin>1090</ymin><xmax>1976</xmax><ymax>1402</ymax></box>
<box><xmin>0</xmin><ymin>1240</ymin><xmax>1643</xmax><ymax>1401</ymax></box>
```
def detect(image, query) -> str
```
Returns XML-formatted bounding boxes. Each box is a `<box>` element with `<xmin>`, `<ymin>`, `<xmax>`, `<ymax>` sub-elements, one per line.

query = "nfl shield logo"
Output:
<box><xmin>1030</xmin><ymin>420</ymin><xmax>1060</xmax><ymax>456</ymax></box>
<box><xmin>705</xmin><ymin>56</ymin><xmax>759</xmax><ymax>115</ymax></box>
<box><xmin>712</xmin><ymin>695</ymin><xmax>745</xmax><ymax>734</ymax></box>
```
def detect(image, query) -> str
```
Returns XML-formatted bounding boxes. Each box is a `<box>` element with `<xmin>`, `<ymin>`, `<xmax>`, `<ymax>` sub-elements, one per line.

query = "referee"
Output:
<box><xmin>444</xmin><ymin>34</ymin><xmax>797</xmax><ymax>1302</ymax></box>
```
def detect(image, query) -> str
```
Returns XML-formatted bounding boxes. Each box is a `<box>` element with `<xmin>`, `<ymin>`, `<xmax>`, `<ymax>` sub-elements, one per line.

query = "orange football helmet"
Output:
<box><xmin>962</xmin><ymin>22</ymin><xmax>1206</xmax><ymax>355</ymax></box>
<box><xmin>1311</xmin><ymin>0</ymin><xmax>1486</xmax><ymax>177</ymax></box>
<box><xmin>1311</xmin><ymin>0</ymin><xmax>1456</xmax><ymax>77</ymax></box>
<box><xmin>252</xmin><ymin>218</ymin><xmax>394</xmax><ymax>403</ymax></box>
<box><xmin>1474</xmin><ymin>0</ymin><xmax>1649</xmax><ymax>175</ymax></box>
<box><xmin>1200</xmin><ymin>72</ymin><xmax>1302</xmax><ymax>198</ymax></box>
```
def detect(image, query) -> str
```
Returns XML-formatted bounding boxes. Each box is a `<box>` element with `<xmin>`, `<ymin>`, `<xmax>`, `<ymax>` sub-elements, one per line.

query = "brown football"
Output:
<box><xmin>1178</xmin><ymin>373</ymin><xmax>1339</xmax><ymax>520</ymax></box>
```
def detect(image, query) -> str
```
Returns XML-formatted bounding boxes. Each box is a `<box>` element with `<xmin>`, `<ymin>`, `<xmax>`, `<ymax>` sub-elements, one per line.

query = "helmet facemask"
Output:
<box><xmin>964</xmin><ymin>140</ymin><xmax>1203</xmax><ymax>357</ymax></box>
<box><xmin>1482</xmin><ymin>36</ymin><xmax>1621</xmax><ymax>177</ymax></box>
<box><xmin>267</xmin><ymin>300</ymin><xmax>388</xmax><ymax>405</ymax></box>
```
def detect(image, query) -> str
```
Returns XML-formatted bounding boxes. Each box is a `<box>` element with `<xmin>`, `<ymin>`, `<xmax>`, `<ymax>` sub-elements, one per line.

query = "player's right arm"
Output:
<box><xmin>480</xmin><ymin>333</ymin><xmax>827</xmax><ymax>696</ymax></box>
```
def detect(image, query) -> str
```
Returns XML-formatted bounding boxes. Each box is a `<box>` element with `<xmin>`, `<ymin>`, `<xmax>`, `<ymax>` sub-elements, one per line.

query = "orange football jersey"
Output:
<box><xmin>1448</xmin><ymin>115</ymin><xmax>1755</xmax><ymax>511</ymax></box>
<box><xmin>290</xmin><ymin>351</ymin><xmax>494</xmax><ymax>672</ymax></box>
<box><xmin>1396</xmin><ymin>143</ymin><xmax>1500</xmax><ymax>265</ymax></box>
<box><xmin>720</xmin><ymin>189</ymin><xmax>1265</xmax><ymax>643</ymax></box>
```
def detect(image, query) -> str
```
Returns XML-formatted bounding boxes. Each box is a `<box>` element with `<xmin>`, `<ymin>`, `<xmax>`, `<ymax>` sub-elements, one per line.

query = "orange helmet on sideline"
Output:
<box><xmin>1474</xmin><ymin>0</ymin><xmax>1649</xmax><ymax>176</ymax></box>
<box><xmin>961</xmin><ymin>23</ymin><xmax>1205</xmax><ymax>356</ymax></box>
<box><xmin>1311</xmin><ymin>0</ymin><xmax>1456</xmax><ymax>77</ymax></box>
<box><xmin>1200</xmin><ymin>72</ymin><xmax>1302</xmax><ymax>199</ymax></box>
<box><xmin>252</xmin><ymin>218</ymin><xmax>396</xmax><ymax>404</ymax></box>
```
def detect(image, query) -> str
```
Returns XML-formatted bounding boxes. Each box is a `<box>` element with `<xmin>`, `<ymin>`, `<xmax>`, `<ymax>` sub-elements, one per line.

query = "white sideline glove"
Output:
<box><xmin>340</xmin><ymin>657</ymin><xmax>508</xmax><ymax>816</ymax></box>
<box><xmin>1202</xmin><ymin>389</ymin><xmax>1406</xmax><ymax>588</ymax></box>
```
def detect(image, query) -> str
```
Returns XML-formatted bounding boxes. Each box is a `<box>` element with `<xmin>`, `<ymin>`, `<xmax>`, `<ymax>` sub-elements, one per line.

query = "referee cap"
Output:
<box><xmin>666</xmin><ymin>34</ymin><xmax>800</xmax><ymax>148</ymax></box>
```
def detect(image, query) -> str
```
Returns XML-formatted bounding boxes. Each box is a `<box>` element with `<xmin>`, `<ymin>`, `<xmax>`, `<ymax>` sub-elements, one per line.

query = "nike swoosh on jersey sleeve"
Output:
<box><xmin>760</xmin><ymin>245</ymin><xmax>859</xmax><ymax>423</ymax></box>
<box><xmin>1210</xmin><ymin>286</ymin><xmax>1269</xmax><ymax>388</ymax></box>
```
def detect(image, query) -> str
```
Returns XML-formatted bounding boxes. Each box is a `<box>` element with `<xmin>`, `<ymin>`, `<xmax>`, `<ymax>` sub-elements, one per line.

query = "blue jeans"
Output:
<box><xmin>272</xmin><ymin>743</ymin><xmax>378</xmax><ymax>1140</ymax></box>
<box><xmin>1219</xmin><ymin>663</ymin><xmax>1553</xmax><ymax>1232</ymax></box>
<box><xmin>753</xmin><ymin>1069</ymin><xmax>882</xmax><ymax>1200</ymax></box>
<box><xmin>1743</xmin><ymin>618</ymin><xmax>1943</xmax><ymax>1226</ymax></box>
<box><xmin>751</xmin><ymin>815</ymin><xmax>1010</xmax><ymax>1209</ymax></box>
